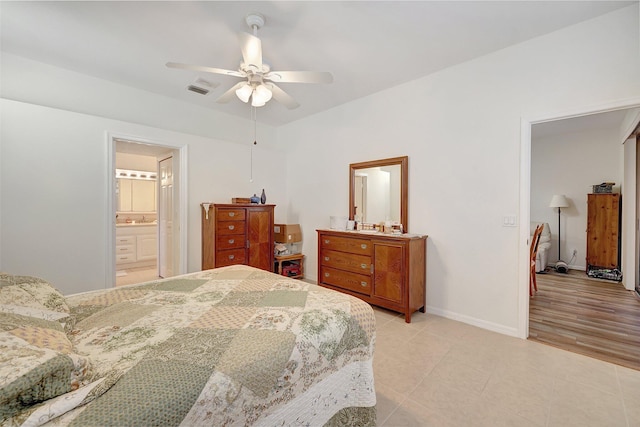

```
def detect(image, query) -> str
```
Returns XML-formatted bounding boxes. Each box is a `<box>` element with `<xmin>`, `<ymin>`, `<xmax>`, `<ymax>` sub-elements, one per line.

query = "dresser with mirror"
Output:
<box><xmin>317</xmin><ymin>156</ymin><xmax>427</xmax><ymax>323</ymax></box>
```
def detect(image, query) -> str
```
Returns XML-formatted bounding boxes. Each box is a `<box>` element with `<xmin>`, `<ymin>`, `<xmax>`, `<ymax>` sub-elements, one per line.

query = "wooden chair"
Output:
<box><xmin>530</xmin><ymin>224</ymin><xmax>543</xmax><ymax>296</ymax></box>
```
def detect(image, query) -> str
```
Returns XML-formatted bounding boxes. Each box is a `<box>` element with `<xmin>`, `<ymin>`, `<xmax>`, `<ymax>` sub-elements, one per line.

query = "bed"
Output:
<box><xmin>0</xmin><ymin>265</ymin><xmax>376</xmax><ymax>426</ymax></box>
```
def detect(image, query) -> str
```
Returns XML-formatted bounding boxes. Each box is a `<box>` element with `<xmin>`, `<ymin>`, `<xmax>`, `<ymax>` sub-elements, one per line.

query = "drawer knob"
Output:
<box><xmin>228</xmin><ymin>225</ymin><xmax>235</xmax><ymax>230</ymax></box>
<box><xmin>119</xmin><ymin>248</ymin><xmax>127</xmax><ymax>251</ymax></box>
<box><xmin>325</xmin><ymin>272</ymin><xmax>330</xmax><ymax>277</ymax></box>
<box><xmin>229</xmin><ymin>212</ymin><xmax>235</xmax><ymax>217</ymax></box>
<box><xmin>361</xmin><ymin>281</ymin><xmax>367</xmax><ymax>287</ymax></box>
<box><xmin>324</xmin><ymin>256</ymin><xmax>330</xmax><ymax>261</ymax></box>
<box><xmin>228</xmin><ymin>239</ymin><xmax>235</xmax><ymax>244</ymax></box>
<box><xmin>324</xmin><ymin>239</ymin><xmax>330</xmax><ymax>244</ymax></box>
<box><xmin>360</xmin><ymin>263</ymin><xmax>368</xmax><ymax>269</ymax></box>
<box><xmin>228</xmin><ymin>254</ymin><xmax>235</xmax><ymax>260</ymax></box>
<box><xmin>361</xmin><ymin>244</ymin><xmax>367</xmax><ymax>249</ymax></box>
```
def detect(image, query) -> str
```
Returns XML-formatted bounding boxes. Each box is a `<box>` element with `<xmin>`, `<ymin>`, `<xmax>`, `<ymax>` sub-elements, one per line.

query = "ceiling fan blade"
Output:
<box><xmin>266</xmin><ymin>83</ymin><xmax>300</xmax><ymax>109</ymax></box>
<box><xmin>166</xmin><ymin>62</ymin><xmax>245</xmax><ymax>78</ymax></box>
<box><xmin>264</xmin><ymin>71</ymin><xmax>333</xmax><ymax>84</ymax></box>
<box><xmin>216</xmin><ymin>82</ymin><xmax>247</xmax><ymax>104</ymax></box>
<box><xmin>238</xmin><ymin>32</ymin><xmax>263</xmax><ymax>70</ymax></box>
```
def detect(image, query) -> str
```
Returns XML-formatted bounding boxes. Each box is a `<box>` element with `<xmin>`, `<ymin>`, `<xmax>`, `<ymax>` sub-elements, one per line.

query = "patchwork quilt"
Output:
<box><xmin>2</xmin><ymin>265</ymin><xmax>376</xmax><ymax>426</ymax></box>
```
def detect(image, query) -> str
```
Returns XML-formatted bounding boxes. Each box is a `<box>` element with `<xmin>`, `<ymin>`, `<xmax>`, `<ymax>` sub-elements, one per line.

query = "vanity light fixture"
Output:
<box><xmin>115</xmin><ymin>169</ymin><xmax>157</xmax><ymax>181</ymax></box>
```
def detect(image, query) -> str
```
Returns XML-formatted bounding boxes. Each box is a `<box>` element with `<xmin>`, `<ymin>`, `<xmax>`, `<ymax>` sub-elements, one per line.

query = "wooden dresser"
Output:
<box><xmin>317</xmin><ymin>229</ymin><xmax>427</xmax><ymax>323</ymax></box>
<box><xmin>586</xmin><ymin>193</ymin><xmax>621</xmax><ymax>271</ymax></box>
<box><xmin>202</xmin><ymin>204</ymin><xmax>274</xmax><ymax>272</ymax></box>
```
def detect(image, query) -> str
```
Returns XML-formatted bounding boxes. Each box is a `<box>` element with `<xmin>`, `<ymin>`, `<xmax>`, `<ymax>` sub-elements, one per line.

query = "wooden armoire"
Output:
<box><xmin>201</xmin><ymin>203</ymin><xmax>274</xmax><ymax>272</ymax></box>
<box><xmin>586</xmin><ymin>193</ymin><xmax>621</xmax><ymax>270</ymax></box>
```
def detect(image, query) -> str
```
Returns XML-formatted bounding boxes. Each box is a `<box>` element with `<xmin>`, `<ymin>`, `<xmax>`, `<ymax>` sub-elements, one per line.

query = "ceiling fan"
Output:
<box><xmin>166</xmin><ymin>13</ymin><xmax>333</xmax><ymax>109</ymax></box>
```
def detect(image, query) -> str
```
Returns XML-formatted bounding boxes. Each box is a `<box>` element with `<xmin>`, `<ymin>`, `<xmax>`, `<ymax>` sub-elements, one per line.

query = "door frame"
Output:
<box><xmin>106</xmin><ymin>132</ymin><xmax>188</xmax><ymax>287</ymax></box>
<box><xmin>518</xmin><ymin>97</ymin><xmax>640</xmax><ymax>338</ymax></box>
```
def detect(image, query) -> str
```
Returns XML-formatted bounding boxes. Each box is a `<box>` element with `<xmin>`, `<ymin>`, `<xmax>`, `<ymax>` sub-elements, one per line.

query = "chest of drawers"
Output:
<box><xmin>317</xmin><ymin>229</ymin><xmax>427</xmax><ymax>323</ymax></box>
<box><xmin>202</xmin><ymin>204</ymin><xmax>274</xmax><ymax>272</ymax></box>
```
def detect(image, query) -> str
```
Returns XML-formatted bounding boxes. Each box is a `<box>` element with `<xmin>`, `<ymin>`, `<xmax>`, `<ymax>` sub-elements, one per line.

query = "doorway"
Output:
<box><xmin>519</xmin><ymin>100</ymin><xmax>640</xmax><ymax>338</ymax></box>
<box><xmin>109</xmin><ymin>136</ymin><xmax>185</xmax><ymax>287</ymax></box>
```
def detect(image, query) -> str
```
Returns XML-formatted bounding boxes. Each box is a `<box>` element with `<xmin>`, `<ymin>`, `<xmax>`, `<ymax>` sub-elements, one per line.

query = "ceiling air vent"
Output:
<box><xmin>187</xmin><ymin>85</ymin><xmax>210</xmax><ymax>95</ymax></box>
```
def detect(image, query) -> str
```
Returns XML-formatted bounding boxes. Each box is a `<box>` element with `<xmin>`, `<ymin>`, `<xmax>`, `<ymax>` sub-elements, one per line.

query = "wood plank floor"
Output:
<box><xmin>529</xmin><ymin>269</ymin><xmax>640</xmax><ymax>371</ymax></box>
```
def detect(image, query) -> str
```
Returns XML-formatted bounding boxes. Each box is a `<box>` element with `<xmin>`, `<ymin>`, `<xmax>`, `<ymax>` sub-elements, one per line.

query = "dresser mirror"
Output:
<box><xmin>349</xmin><ymin>156</ymin><xmax>408</xmax><ymax>232</ymax></box>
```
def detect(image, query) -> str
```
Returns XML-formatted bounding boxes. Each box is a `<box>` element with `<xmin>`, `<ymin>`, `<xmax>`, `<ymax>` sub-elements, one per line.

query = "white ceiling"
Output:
<box><xmin>0</xmin><ymin>1</ymin><xmax>635</xmax><ymax>126</ymax></box>
<box><xmin>532</xmin><ymin>109</ymin><xmax>639</xmax><ymax>140</ymax></box>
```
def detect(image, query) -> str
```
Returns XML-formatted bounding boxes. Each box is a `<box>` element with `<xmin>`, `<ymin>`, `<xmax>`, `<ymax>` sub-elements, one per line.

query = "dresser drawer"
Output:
<box><xmin>216</xmin><ymin>235</ymin><xmax>245</xmax><ymax>250</ymax></box>
<box><xmin>216</xmin><ymin>248</ymin><xmax>246</xmax><ymax>267</ymax></box>
<box><xmin>115</xmin><ymin>253</ymin><xmax>136</xmax><ymax>264</ymax></box>
<box><xmin>116</xmin><ymin>235</ymin><xmax>135</xmax><ymax>246</ymax></box>
<box><xmin>115</xmin><ymin>244</ymin><xmax>135</xmax><ymax>255</ymax></box>
<box><xmin>217</xmin><ymin>209</ymin><xmax>246</xmax><ymax>221</ymax></box>
<box><xmin>320</xmin><ymin>266</ymin><xmax>371</xmax><ymax>295</ymax></box>
<box><xmin>216</xmin><ymin>221</ymin><xmax>245</xmax><ymax>235</ymax></box>
<box><xmin>321</xmin><ymin>249</ymin><xmax>372</xmax><ymax>275</ymax></box>
<box><xmin>319</xmin><ymin>235</ymin><xmax>372</xmax><ymax>255</ymax></box>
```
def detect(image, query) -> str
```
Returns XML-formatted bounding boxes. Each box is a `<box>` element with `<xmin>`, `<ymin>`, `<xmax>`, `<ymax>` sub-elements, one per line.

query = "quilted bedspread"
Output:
<box><xmin>15</xmin><ymin>265</ymin><xmax>376</xmax><ymax>426</ymax></box>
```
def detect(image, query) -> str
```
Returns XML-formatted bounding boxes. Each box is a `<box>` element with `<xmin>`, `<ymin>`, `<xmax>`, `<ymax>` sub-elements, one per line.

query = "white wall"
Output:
<box><xmin>531</xmin><ymin>127</ymin><xmax>623</xmax><ymax>270</ymax></box>
<box><xmin>0</xmin><ymin>99</ymin><xmax>287</xmax><ymax>295</ymax></box>
<box><xmin>116</xmin><ymin>152</ymin><xmax>157</xmax><ymax>171</ymax></box>
<box><xmin>279</xmin><ymin>5</ymin><xmax>640</xmax><ymax>335</ymax></box>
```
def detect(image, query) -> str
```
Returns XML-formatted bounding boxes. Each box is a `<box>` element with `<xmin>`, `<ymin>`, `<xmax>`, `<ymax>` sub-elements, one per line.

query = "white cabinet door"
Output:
<box><xmin>137</xmin><ymin>234</ymin><xmax>157</xmax><ymax>261</ymax></box>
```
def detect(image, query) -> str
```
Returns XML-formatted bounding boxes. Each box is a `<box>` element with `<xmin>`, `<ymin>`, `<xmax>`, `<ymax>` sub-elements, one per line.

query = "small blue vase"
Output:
<box><xmin>250</xmin><ymin>194</ymin><xmax>259</xmax><ymax>204</ymax></box>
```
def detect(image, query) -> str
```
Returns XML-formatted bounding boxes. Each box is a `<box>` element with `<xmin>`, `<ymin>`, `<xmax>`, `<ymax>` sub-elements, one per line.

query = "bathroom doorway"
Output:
<box><xmin>112</xmin><ymin>138</ymin><xmax>181</xmax><ymax>286</ymax></box>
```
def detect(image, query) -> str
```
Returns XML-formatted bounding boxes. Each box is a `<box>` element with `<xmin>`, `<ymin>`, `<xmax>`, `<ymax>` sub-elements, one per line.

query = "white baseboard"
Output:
<box><xmin>425</xmin><ymin>305</ymin><xmax>519</xmax><ymax>338</ymax></box>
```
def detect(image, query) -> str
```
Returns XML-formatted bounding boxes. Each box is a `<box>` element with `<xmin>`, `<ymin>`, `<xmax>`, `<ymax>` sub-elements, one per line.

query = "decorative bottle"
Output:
<box><xmin>260</xmin><ymin>189</ymin><xmax>266</xmax><ymax>204</ymax></box>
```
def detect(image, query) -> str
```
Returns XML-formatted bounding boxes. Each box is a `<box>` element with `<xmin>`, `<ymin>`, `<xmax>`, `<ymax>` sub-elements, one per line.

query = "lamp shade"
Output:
<box><xmin>549</xmin><ymin>194</ymin><xmax>569</xmax><ymax>208</ymax></box>
<box><xmin>235</xmin><ymin>83</ymin><xmax>253</xmax><ymax>103</ymax></box>
<box><xmin>253</xmin><ymin>84</ymin><xmax>272</xmax><ymax>104</ymax></box>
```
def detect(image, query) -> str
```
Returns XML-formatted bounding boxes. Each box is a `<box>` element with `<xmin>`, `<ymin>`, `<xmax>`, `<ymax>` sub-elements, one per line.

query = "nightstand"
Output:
<box><xmin>274</xmin><ymin>254</ymin><xmax>305</xmax><ymax>279</ymax></box>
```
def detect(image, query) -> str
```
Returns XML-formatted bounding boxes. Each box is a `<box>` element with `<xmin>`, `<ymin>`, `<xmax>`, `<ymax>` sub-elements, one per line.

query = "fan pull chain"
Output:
<box><xmin>250</xmin><ymin>106</ymin><xmax>257</xmax><ymax>182</ymax></box>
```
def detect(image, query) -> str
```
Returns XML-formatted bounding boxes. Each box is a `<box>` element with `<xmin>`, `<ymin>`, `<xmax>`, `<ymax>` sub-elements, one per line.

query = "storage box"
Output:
<box><xmin>232</xmin><ymin>197</ymin><xmax>251</xmax><ymax>204</ymax></box>
<box><xmin>592</xmin><ymin>183</ymin><xmax>614</xmax><ymax>193</ymax></box>
<box><xmin>274</xmin><ymin>224</ymin><xmax>302</xmax><ymax>243</ymax></box>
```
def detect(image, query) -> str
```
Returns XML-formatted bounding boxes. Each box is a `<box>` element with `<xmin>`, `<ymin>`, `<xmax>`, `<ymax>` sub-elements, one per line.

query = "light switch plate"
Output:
<box><xmin>502</xmin><ymin>215</ymin><xmax>518</xmax><ymax>227</ymax></box>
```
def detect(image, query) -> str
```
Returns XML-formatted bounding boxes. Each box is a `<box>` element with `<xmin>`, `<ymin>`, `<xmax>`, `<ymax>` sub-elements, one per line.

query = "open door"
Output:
<box><xmin>159</xmin><ymin>155</ymin><xmax>174</xmax><ymax>278</ymax></box>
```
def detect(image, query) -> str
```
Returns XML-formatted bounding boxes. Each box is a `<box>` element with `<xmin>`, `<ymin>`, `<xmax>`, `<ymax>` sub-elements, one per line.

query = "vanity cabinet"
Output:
<box><xmin>317</xmin><ymin>229</ymin><xmax>427</xmax><ymax>323</ymax></box>
<box><xmin>202</xmin><ymin>204</ymin><xmax>275</xmax><ymax>272</ymax></box>
<box><xmin>115</xmin><ymin>225</ymin><xmax>157</xmax><ymax>267</ymax></box>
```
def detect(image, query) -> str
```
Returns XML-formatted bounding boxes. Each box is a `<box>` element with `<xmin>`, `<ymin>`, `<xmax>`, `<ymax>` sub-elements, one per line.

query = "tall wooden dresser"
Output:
<box><xmin>202</xmin><ymin>204</ymin><xmax>274</xmax><ymax>272</ymax></box>
<box><xmin>317</xmin><ymin>229</ymin><xmax>427</xmax><ymax>323</ymax></box>
<box><xmin>586</xmin><ymin>193</ymin><xmax>621</xmax><ymax>271</ymax></box>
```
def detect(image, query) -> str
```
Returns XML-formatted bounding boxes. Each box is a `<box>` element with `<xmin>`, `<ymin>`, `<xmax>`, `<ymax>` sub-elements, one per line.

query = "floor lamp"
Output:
<box><xmin>549</xmin><ymin>194</ymin><xmax>570</xmax><ymax>273</ymax></box>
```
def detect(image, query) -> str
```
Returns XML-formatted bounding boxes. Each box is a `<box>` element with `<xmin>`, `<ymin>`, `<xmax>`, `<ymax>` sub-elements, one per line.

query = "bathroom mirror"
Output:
<box><xmin>349</xmin><ymin>156</ymin><xmax>408</xmax><ymax>232</ymax></box>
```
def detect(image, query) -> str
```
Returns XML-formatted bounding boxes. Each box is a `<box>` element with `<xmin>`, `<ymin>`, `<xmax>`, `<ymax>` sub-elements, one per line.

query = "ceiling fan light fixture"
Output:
<box><xmin>236</xmin><ymin>83</ymin><xmax>253</xmax><ymax>103</ymax></box>
<box><xmin>253</xmin><ymin>84</ymin><xmax>272</xmax><ymax>104</ymax></box>
<box><xmin>251</xmin><ymin>98</ymin><xmax>266</xmax><ymax>107</ymax></box>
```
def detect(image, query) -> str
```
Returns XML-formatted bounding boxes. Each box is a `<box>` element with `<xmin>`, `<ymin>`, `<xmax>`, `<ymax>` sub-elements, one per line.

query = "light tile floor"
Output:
<box><xmin>373</xmin><ymin>307</ymin><xmax>639</xmax><ymax>427</ymax></box>
<box><xmin>115</xmin><ymin>266</ymin><xmax>159</xmax><ymax>287</ymax></box>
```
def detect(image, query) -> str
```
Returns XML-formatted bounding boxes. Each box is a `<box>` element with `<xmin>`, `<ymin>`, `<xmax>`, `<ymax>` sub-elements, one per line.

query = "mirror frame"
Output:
<box><xmin>349</xmin><ymin>156</ymin><xmax>408</xmax><ymax>232</ymax></box>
